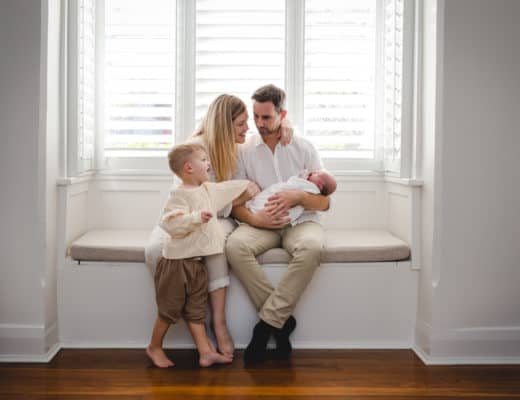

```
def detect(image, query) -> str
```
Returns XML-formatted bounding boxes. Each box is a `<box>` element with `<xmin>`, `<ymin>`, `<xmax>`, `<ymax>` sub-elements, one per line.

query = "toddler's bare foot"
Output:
<box><xmin>199</xmin><ymin>350</ymin><xmax>233</xmax><ymax>368</ymax></box>
<box><xmin>146</xmin><ymin>345</ymin><xmax>174</xmax><ymax>368</ymax></box>
<box><xmin>212</xmin><ymin>321</ymin><xmax>235</xmax><ymax>358</ymax></box>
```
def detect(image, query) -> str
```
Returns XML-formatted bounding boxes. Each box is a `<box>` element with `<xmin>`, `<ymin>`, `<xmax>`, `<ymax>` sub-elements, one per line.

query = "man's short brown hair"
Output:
<box><xmin>167</xmin><ymin>143</ymin><xmax>206</xmax><ymax>177</ymax></box>
<box><xmin>252</xmin><ymin>84</ymin><xmax>286</xmax><ymax>113</ymax></box>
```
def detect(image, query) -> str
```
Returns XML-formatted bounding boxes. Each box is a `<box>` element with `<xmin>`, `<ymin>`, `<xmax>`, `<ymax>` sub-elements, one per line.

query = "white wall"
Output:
<box><xmin>0</xmin><ymin>0</ymin><xmax>59</xmax><ymax>359</ymax></box>
<box><xmin>416</xmin><ymin>0</ymin><xmax>520</xmax><ymax>362</ymax></box>
<box><xmin>43</xmin><ymin>0</ymin><xmax>61</xmax><ymax>352</ymax></box>
<box><xmin>415</xmin><ymin>0</ymin><xmax>445</xmax><ymax>357</ymax></box>
<box><xmin>0</xmin><ymin>0</ymin><xmax>46</xmax><ymax>355</ymax></box>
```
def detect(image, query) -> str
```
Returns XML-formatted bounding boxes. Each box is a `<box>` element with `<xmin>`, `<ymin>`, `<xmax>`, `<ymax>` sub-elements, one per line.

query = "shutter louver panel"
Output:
<box><xmin>195</xmin><ymin>0</ymin><xmax>285</xmax><ymax>125</ymax></box>
<box><xmin>304</xmin><ymin>0</ymin><xmax>376</xmax><ymax>158</ymax></box>
<box><xmin>79</xmin><ymin>0</ymin><xmax>96</xmax><ymax>165</ymax></box>
<box><xmin>94</xmin><ymin>0</ymin><xmax>407</xmax><ymax>170</ymax></box>
<box><xmin>383</xmin><ymin>0</ymin><xmax>404</xmax><ymax>171</ymax></box>
<box><xmin>104</xmin><ymin>0</ymin><xmax>176</xmax><ymax>150</ymax></box>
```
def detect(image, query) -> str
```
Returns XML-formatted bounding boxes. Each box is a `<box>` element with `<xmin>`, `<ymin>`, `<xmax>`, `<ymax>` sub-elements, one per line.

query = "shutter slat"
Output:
<box><xmin>104</xmin><ymin>0</ymin><xmax>176</xmax><ymax>150</ymax></box>
<box><xmin>98</xmin><ymin>0</ymin><xmax>404</xmax><ymax>161</ymax></box>
<box><xmin>304</xmin><ymin>0</ymin><xmax>376</xmax><ymax>156</ymax></box>
<box><xmin>78</xmin><ymin>0</ymin><xmax>96</xmax><ymax>163</ymax></box>
<box><xmin>383</xmin><ymin>0</ymin><xmax>404</xmax><ymax>168</ymax></box>
<box><xmin>195</xmin><ymin>0</ymin><xmax>285</xmax><ymax>127</ymax></box>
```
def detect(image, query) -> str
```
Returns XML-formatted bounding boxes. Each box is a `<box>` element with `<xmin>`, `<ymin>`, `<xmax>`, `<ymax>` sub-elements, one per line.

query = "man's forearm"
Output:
<box><xmin>231</xmin><ymin>204</ymin><xmax>256</xmax><ymax>226</ymax></box>
<box><xmin>299</xmin><ymin>192</ymin><xmax>330</xmax><ymax>211</ymax></box>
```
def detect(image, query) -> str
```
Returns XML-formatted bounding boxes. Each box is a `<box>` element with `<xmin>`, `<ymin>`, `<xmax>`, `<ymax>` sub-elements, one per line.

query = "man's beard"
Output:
<box><xmin>258</xmin><ymin>125</ymin><xmax>280</xmax><ymax>136</ymax></box>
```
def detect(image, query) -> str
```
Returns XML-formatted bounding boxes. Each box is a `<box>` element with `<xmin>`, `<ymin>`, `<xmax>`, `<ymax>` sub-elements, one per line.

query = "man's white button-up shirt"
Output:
<box><xmin>234</xmin><ymin>133</ymin><xmax>324</xmax><ymax>225</ymax></box>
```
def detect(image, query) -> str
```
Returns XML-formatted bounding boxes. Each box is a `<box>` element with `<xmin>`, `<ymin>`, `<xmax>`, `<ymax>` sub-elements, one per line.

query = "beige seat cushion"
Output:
<box><xmin>69</xmin><ymin>230</ymin><xmax>149</xmax><ymax>263</ymax></box>
<box><xmin>70</xmin><ymin>229</ymin><xmax>410</xmax><ymax>264</ymax></box>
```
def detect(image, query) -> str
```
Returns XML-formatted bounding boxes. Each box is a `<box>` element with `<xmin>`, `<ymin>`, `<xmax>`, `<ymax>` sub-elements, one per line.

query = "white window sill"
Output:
<box><xmin>58</xmin><ymin>169</ymin><xmax>423</xmax><ymax>188</ymax></box>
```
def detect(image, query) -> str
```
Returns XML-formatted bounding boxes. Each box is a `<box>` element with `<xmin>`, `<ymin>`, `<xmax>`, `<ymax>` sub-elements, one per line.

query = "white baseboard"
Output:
<box><xmin>0</xmin><ymin>323</ymin><xmax>46</xmax><ymax>357</ymax></box>
<box><xmin>45</xmin><ymin>321</ymin><xmax>58</xmax><ymax>350</ymax></box>
<box><xmin>413</xmin><ymin>323</ymin><xmax>520</xmax><ymax>365</ymax></box>
<box><xmin>4</xmin><ymin>339</ymin><xmax>519</xmax><ymax>365</ymax></box>
<box><xmin>59</xmin><ymin>340</ymin><xmax>413</xmax><ymax>350</ymax></box>
<box><xmin>60</xmin><ymin>341</ymin><xmax>196</xmax><ymax>349</ymax></box>
<box><xmin>0</xmin><ymin>321</ymin><xmax>60</xmax><ymax>363</ymax></box>
<box><xmin>0</xmin><ymin>342</ymin><xmax>60</xmax><ymax>363</ymax></box>
<box><xmin>413</xmin><ymin>344</ymin><xmax>520</xmax><ymax>365</ymax></box>
<box><xmin>0</xmin><ymin>323</ymin><xmax>45</xmax><ymax>339</ymax></box>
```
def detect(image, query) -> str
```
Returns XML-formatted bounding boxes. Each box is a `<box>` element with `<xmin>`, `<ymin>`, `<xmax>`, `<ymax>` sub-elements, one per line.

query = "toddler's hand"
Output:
<box><xmin>201</xmin><ymin>211</ymin><xmax>213</xmax><ymax>223</ymax></box>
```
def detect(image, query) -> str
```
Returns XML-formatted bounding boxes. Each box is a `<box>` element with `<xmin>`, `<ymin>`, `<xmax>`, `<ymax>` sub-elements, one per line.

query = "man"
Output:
<box><xmin>226</xmin><ymin>84</ymin><xmax>330</xmax><ymax>365</ymax></box>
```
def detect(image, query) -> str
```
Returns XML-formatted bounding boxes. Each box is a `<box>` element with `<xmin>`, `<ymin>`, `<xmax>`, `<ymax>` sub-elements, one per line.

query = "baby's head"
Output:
<box><xmin>307</xmin><ymin>170</ymin><xmax>337</xmax><ymax>196</ymax></box>
<box><xmin>168</xmin><ymin>143</ymin><xmax>210</xmax><ymax>184</ymax></box>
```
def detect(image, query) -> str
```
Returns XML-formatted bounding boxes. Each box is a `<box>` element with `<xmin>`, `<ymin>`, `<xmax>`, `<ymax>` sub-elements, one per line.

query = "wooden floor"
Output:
<box><xmin>1</xmin><ymin>349</ymin><xmax>520</xmax><ymax>399</ymax></box>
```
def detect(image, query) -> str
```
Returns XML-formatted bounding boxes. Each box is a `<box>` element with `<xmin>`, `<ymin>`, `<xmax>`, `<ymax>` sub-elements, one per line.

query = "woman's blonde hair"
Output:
<box><xmin>193</xmin><ymin>94</ymin><xmax>247</xmax><ymax>182</ymax></box>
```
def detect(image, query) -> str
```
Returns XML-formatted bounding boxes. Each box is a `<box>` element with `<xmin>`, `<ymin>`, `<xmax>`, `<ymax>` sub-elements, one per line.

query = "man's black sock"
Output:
<box><xmin>273</xmin><ymin>315</ymin><xmax>297</xmax><ymax>359</ymax></box>
<box><xmin>244</xmin><ymin>320</ymin><xmax>272</xmax><ymax>366</ymax></box>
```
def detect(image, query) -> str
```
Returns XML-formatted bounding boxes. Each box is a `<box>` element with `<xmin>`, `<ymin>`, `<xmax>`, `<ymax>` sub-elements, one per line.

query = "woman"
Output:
<box><xmin>145</xmin><ymin>94</ymin><xmax>291</xmax><ymax>358</ymax></box>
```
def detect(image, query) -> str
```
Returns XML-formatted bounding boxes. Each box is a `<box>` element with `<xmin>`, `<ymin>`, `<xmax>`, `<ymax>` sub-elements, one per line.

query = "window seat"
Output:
<box><xmin>57</xmin><ymin>175</ymin><xmax>420</xmax><ymax>349</ymax></box>
<box><xmin>69</xmin><ymin>228</ymin><xmax>410</xmax><ymax>264</ymax></box>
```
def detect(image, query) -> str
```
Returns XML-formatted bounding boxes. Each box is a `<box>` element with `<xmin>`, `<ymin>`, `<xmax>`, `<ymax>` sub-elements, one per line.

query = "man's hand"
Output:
<box><xmin>252</xmin><ymin>208</ymin><xmax>290</xmax><ymax>229</ymax></box>
<box><xmin>200</xmin><ymin>210</ymin><xmax>213</xmax><ymax>223</ymax></box>
<box><xmin>265</xmin><ymin>190</ymin><xmax>302</xmax><ymax>214</ymax></box>
<box><xmin>269</xmin><ymin>190</ymin><xmax>330</xmax><ymax>212</ymax></box>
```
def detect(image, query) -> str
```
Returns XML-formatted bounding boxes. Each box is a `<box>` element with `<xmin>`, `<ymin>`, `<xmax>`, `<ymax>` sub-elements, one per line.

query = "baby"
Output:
<box><xmin>246</xmin><ymin>170</ymin><xmax>336</xmax><ymax>225</ymax></box>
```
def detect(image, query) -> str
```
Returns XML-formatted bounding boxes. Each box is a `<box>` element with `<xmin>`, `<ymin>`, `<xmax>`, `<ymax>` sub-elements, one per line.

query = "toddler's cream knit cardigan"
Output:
<box><xmin>160</xmin><ymin>180</ymin><xmax>249</xmax><ymax>259</ymax></box>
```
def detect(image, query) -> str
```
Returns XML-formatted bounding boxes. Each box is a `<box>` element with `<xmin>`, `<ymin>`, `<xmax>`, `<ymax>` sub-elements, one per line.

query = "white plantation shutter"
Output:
<box><xmin>104</xmin><ymin>0</ymin><xmax>176</xmax><ymax>151</ymax></box>
<box><xmin>71</xmin><ymin>0</ymin><xmax>411</xmax><ymax>173</ymax></box>
<box><xmin>304</xmin><ymin>0</ymin><xmax>376</xmax><ymax>159</ymax></box>
<box><xmin>383</xmin><ymin>0</ymin><xmax>404</xmax><ymax>172</ymax></box>
<box><xmin>195</xmin><ymin>0</ymin><xmax>285</xmax><ymax>126</ymax></box>
<box><xmin>77</xmin><ymin>0</ymin><xmax>96</xmax><ymax>171</ymax></box>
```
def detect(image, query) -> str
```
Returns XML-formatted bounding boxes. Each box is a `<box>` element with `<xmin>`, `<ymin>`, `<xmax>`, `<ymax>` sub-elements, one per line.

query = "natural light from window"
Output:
<box><xmin>104</xmin><ymin>0</ymin><xmax>176</xmax><ymax>151</ymax></box>
<box><xmin>76</xmin><ymin>0</ymin><xmax>405</xmax><ymax>174</ymax></box>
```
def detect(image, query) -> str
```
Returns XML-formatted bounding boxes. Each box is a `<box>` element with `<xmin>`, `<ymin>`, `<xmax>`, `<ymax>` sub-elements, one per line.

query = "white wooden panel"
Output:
<box><xmin>291</xmin><ymin>261</ymin><xmax>417</xmax><ymax>347</ymax></box>
<box><xmin>81</xmin><ymin>176</ymin><xmax>392</xmax><ymax>231</ymax></box>
<box><xmin>66</xmin><ymin>188</ymin><xmax>89</xmax><ymax>244</ymax></box>
<box><xmin>97</xmin><ymin>190</ymin><xmax>162</xmax><ymax>230</ymax></box>
<box><xmin>388</xmin><ymin>191</ymin><xmax>410</xmax><ymax>242</ymax></box>
<box><xmin>384</xmin><ymin>182</ymin><xmax>412</xmax><ymax>243</ymax></box>
<box><xmin>321</xmin><ymin>183</ymin><xmax>384</xmax><ymax>229</ymax></box>
<box><xmin>58</xmin><ymin>261</ymin><xmax>193</xmax><ymax>347</ymax></box>
<box><xmin>59</xmin><ymin>260</ymin><xmax>418</xmax><ymax>348</ymax></box>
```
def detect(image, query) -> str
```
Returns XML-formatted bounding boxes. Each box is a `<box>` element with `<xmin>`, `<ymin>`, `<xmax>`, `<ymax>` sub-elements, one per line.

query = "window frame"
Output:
<box><xmin>67</xmin><ymin>0</ymin><xmax>97</xmax><ymax>176</ymax></box>
<box><xmin>66</xmin><ymin>0</ymin><xmax>416</xmax><ymax>176</ymax></box>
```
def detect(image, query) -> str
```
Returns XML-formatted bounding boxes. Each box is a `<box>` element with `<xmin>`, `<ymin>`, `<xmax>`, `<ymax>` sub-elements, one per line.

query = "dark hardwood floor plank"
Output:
<box><xmin>1</xmin><ymin>349</ymin><xmax>519</xmax><ymax>399</ymax></box>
